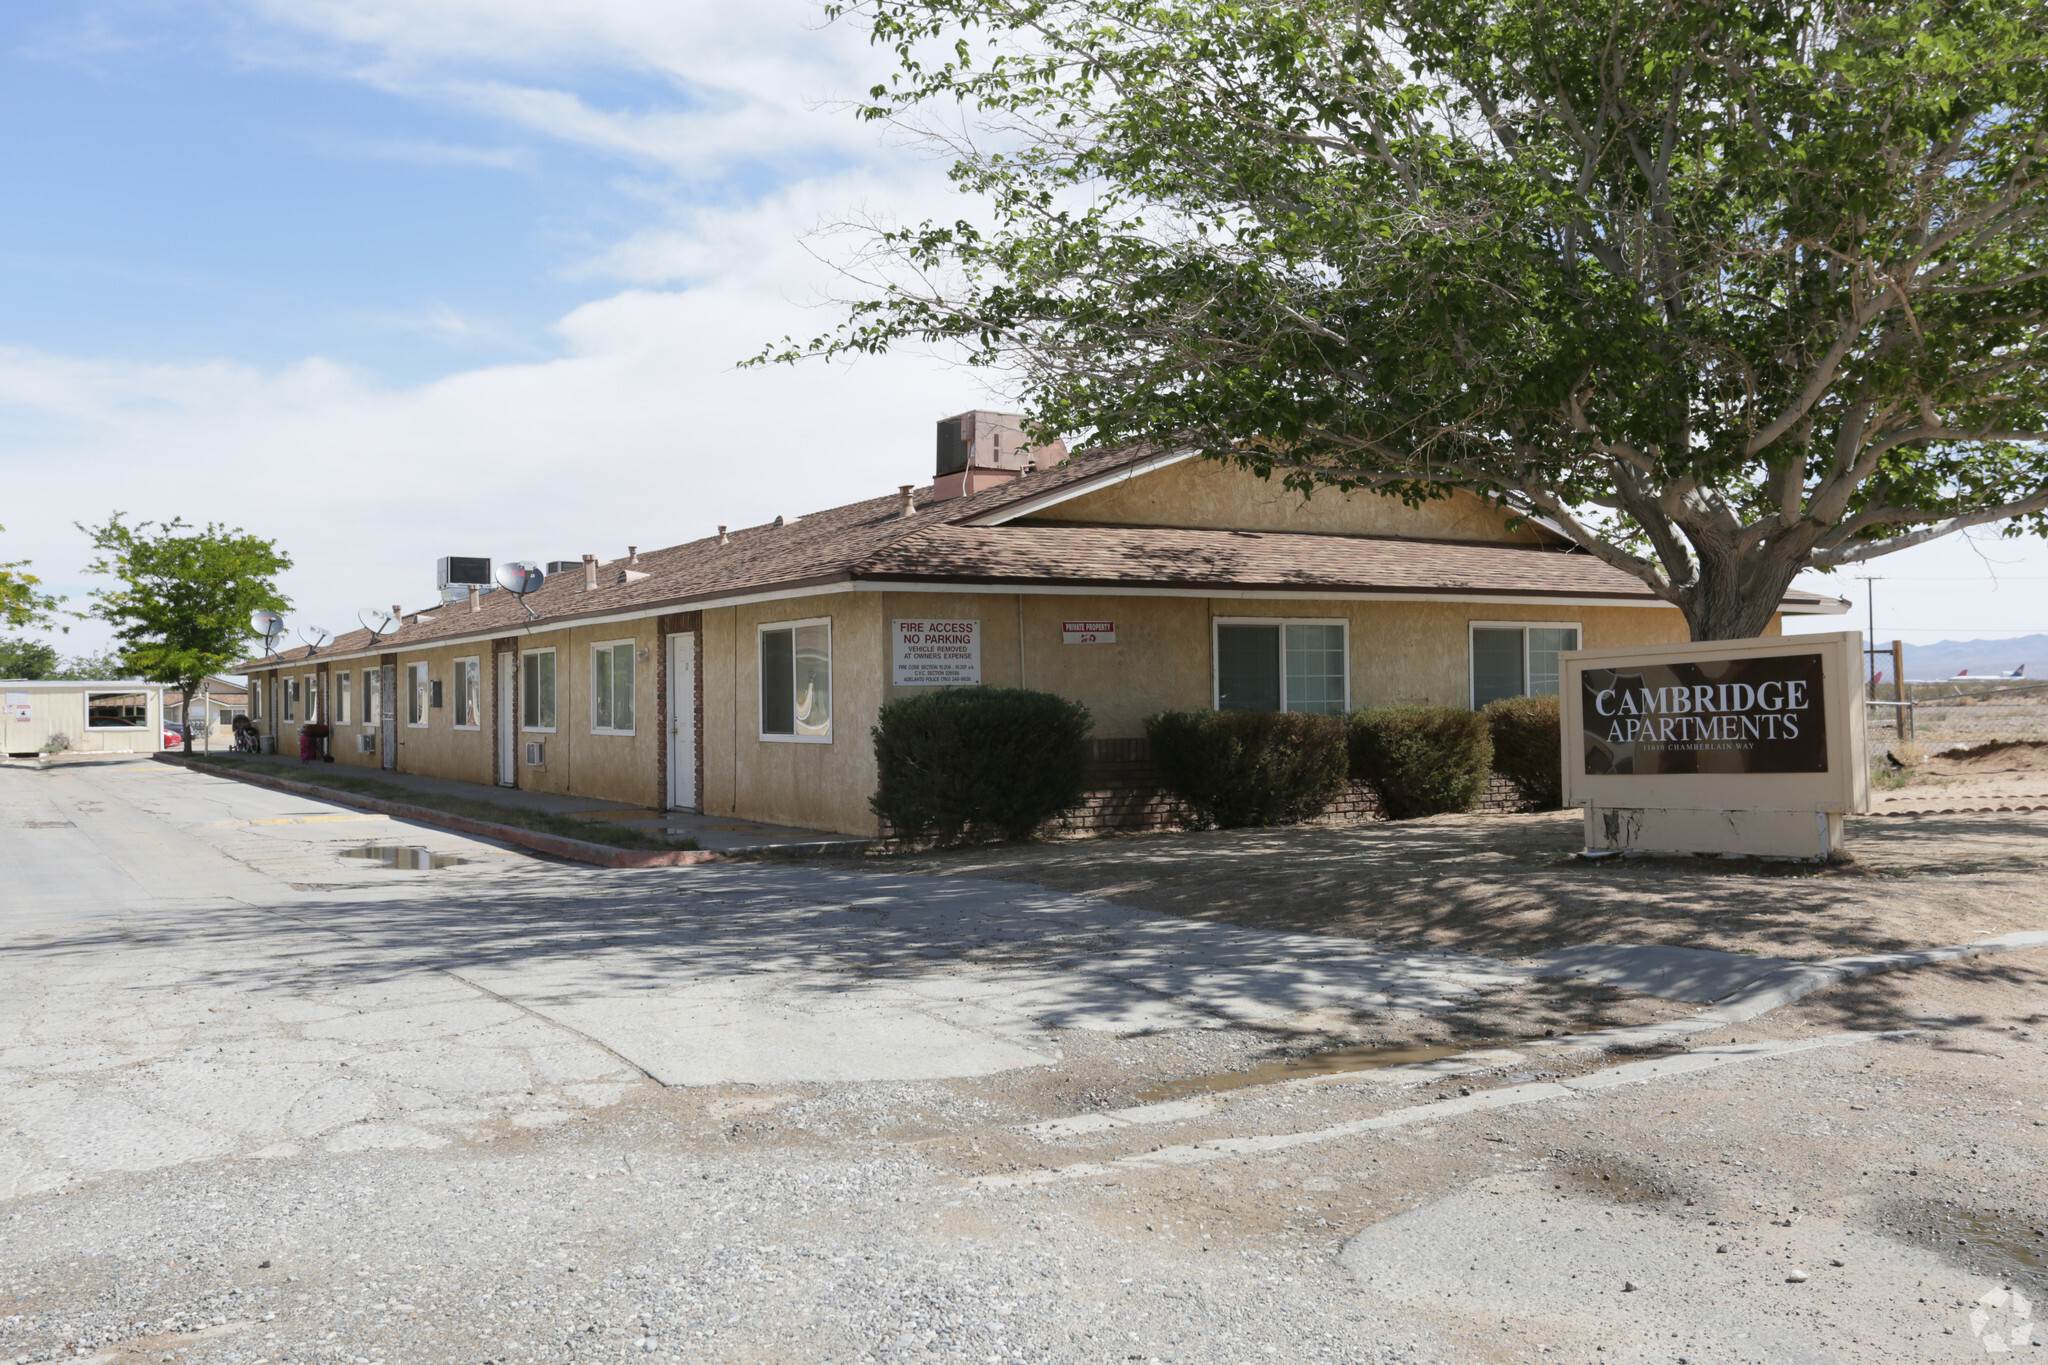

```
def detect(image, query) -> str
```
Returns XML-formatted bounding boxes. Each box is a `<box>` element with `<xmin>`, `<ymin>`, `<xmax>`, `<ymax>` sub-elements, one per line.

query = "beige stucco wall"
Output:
<box><xmin>701</xmin><ymin>593</ymin><xmax>892</xmax><ymax>835</ymax></box>
<box><xmin>252</xmin><ymin>615</ymin><xmax>664</xmax><ymax>807</ymax></box>
<box><xmin>700</xmin><ymin>587</ymin><xmax>1727</xmax><ymax>836</ymax></box>
<box><xmin>1030</xmin><ymin>457</ymin><xmax>1550</xmax><ymax>544</ymax></box>
<box><xmin>1</xmin><ymin>684</ymin><xmax>162</xmax><ymax>755</ymax></box>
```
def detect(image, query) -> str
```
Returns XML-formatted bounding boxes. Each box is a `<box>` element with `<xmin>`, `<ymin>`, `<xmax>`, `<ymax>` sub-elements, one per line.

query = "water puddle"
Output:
<box><xmin>1880</xmin><ymin>1199</ymin><xmax>2048</xmax><ymax>1292</ymax></box>
<box><xmin>339</xmin><ymin>844</ymin><xmax>469</xmax><ymax>870</ymax></box>
<box><xmin>1135</xmin><ymin>1041</ymin><xmax>1491</xmax><ymax>1102</ymax></box>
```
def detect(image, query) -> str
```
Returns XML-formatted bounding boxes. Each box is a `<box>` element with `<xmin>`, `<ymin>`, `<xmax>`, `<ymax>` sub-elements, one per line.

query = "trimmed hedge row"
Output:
<box><xmin>1142</xmin><ymin>700</ymin><xmax>1565</xmax><ymax>827</ymax></box>
<box><xmin>1142</xmin><ymin>710</ymin><xmax>1350</xmax><ymax>830</ymax></box>
<box><xmin>1484</xmin><ymin>694</ymin><xmax>1566</xmax><ymax>810</ymax></box>
<box><xmin>870</xmin><ymin>686</ymin><xmax>1092</xmax><ymax>845</ymax></box>
<box><xmin>870</xmin><ymin>687</ymin><xmax>1569</xmax><ymax>842</ymax></box>
<box><xmin>1347</xmin><ymin>705</ymin><xmax>1492</xmax><ymax>819</ymax></box>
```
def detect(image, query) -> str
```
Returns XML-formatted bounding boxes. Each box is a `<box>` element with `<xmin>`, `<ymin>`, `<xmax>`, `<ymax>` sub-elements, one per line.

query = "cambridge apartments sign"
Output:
<box><xmin>1562</xmin><ymin>632</ymin><xmax>1867</xmax><ymax>859</ymax></box>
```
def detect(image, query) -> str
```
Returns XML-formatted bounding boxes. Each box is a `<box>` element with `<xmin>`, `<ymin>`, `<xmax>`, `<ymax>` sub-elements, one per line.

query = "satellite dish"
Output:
<box><xmin>250</xmin><ymin>609</ymin><xmax>285</xmax><ymax>656</ymax></box>
<box><xmin>359</xmin><ymin>607</ymin><xmax>398</xmax><ymax>638</ymax></box>
<box><xmin>298</xmin><ymin>625</ymin><xmax>332</xmax><ymax>654</ymax></box>
<box><xmin>496</xmin><ymin>560</ymin><xmax>545</xmax><ymax>618</ymax></box>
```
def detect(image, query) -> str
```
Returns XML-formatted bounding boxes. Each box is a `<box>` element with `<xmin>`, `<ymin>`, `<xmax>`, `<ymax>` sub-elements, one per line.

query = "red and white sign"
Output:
<box><xmin>1061</xmin><ymin>620</ymin><xmax>1116</xmax><ymax>644</ymax></box>
<box><xmin>892</xmin><ymin>619</ymin><xmax>981</xmax><ymax>686</ymax></box>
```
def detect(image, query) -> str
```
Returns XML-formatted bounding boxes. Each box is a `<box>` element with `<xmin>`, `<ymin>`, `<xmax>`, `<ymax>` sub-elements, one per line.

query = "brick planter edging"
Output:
<box><xmin>155</xmin><ymin>755</ymin><xmax>724</xmax><ymax>869</ymax></box>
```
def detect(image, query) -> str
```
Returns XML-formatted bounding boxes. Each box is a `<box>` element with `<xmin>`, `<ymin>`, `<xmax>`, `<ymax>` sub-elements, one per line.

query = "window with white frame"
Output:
<box><xmin>304</xmin><ymin>675</ymin><xmax>320</xmax><ymax>724</ymax></box>
<box><xmin>521</xmin><ymin>649</ymin><xmax>556</xmax><ymax>731</ymax></box>
<box><xmin>363</xmin><ymin>668</ymin><xmax>381</xmax><ymax>726</ymax></box>
<box><xmin>86</xmin><ymin>692</ymin><xmax>150</xmax><ymax>728</ymax></box>
<box><xmin>407</xmin><ymin>663</ymin><xmax>429</xmax><ymax>727</ymax></box>
<box><xmin>250</xmin><ymin>677</ymin><xmax>264</xmax><ymax>721</ymax></box>
<box><xmin>335</xmin><ymin>671</ymin><xmax>352</xmax><ymax>725</ymax></box>
<box><xmin>1469</xmin><ymin>622</ymin><xmax>1582</xmax><ymax>707</ymax></box>
<box><xmin>591</xmin><ymin>641</ymin><xmax>636</xmax><ymax>735</ymax></box>
<box><xmin>1213</xmin><ymin>618</ymin><xmax>1349</xmax><ymax>714</ymax></box>
<box><xmin>452</xmin><ymin>657</ymin><xmax>481</xmax><ymax>729</ymax></box>
<box><xmin>759</xmin><ymin>618</ymin><xmax>832</xmax><ymax>741</ymax></box>
<box><xmin>283</xmin><ymin>676</ymin><xmax>299</xmax><ymax>722</ymax></box>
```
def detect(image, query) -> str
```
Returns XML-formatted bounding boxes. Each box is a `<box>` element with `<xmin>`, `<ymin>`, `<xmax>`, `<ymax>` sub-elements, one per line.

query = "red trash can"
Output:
<box><xmin>298</xmin><ymin>730</ymin><xmax>317</xmax><ymax>762</ymax></box>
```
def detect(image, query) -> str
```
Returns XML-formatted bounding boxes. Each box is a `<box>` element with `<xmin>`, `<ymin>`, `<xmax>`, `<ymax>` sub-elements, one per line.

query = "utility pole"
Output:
<box><xmin>1855</xmin><ymin>576</ymin><xmax>1882</xmax><ymax>691</ymax></box>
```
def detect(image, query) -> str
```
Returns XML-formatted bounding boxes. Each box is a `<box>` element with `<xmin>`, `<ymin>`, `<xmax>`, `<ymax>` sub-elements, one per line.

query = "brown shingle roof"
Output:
<box><xmin>239</xmin><ymin>446</ymin><xmax>1163</xmax><ymax>667</ymax></box>
<box><xmin>241</xmin><ymin>444</ymin><xmax>1836</xmax><ymax>670</ymax></box>
<box><xmin>860</xmin><ymin>522</ymin><xmax>1666</xmax><ymax>598</ymax></box>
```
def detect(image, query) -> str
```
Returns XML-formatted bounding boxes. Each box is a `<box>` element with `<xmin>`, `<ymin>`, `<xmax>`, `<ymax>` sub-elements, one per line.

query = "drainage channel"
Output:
<box><xmin>340</xmin><ymin>844</ymin><xmax>470</xmax><ymax>870</ymax></box>
<box><xmin>1135</xmin><ymin>1040</ymin><xmax>1508</xmax><ymax>1103</ymax></box>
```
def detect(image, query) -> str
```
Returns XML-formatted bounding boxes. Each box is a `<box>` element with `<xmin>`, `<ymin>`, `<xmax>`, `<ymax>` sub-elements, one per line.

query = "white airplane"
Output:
<box><xmin>1951</xmin><ymin>663</ymin><xmax>2027</xmax><ymax>679</ymax></box>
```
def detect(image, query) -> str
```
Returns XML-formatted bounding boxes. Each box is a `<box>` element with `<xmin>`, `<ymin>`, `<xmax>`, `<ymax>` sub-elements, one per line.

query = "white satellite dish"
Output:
<box><xmin>298</xmin><ymin>625</ymin><xmax>332</xmax><ymax>654</ymax></box>
<box><xmin>359</xmin><ymin>607</ymin><xmax>399</xmax><ymax>638</ymax></box>
<box><xmin>250</xmin><ymin>609</ymin><xmax>285</xmax><ymax>656</ymax></box>
<box><xmin>495</xmin><ymin>560</ymin><xmax>546</xmax><ymax>618</ymax></box>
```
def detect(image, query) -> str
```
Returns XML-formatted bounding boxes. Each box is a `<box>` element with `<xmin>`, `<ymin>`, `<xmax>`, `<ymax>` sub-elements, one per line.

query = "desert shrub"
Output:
<box><xmin>871</xmin><ymin>686</ymin><xmax>1092</xmax><ymax>844</ymax></box>
<box><xmin>1483</xmin><ymin>694</ymin><xmax>1565</xmax><ymax>810</ymax></box>
<box><xmin>1144</xmin><ymin>710</ymin><xmax>1350</xmax><ymax>829</ymax></box>
<box><xmin>1348</xmin><ymin>706</ymin><xmax>1492</xmax><ymax>819</ymax></box>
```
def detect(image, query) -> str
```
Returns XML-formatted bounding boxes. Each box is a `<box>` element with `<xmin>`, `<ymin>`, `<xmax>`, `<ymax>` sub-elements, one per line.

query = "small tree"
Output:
<box><xmin>790</xmin><ymin>0</ymin><xmax>2048</xmax><ymax>640</ymax></box>
<box><xmin>0</xmin><ymin>638</ymin><xmax>61</xmax><ymax>680</ymax></box>
<box><xmin>79</xmin><ymin>515</ymin><xmax>291</xmax><ymax>754</ymax></box>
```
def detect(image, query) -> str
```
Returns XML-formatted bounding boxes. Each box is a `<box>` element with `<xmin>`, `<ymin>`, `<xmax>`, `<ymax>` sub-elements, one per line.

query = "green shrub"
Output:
<box><xmin>1144</xmin><ymin>710</ymin><xmax>1350</xmax><ymax>830</ymax></box>
<box><xmin>1484</xmin><ymin>694</ymin><xmax>1565</xmax><ymax>810</ymax></box>
<box><xmin>1348</xmin><ymin>706</ymin><xmax>1492</xmax><ymax>819</ymax></box>
<box><xmin>871</xmin><ymin>686</ymin><xmax>1092</xmax><ymax>844</ymax></box>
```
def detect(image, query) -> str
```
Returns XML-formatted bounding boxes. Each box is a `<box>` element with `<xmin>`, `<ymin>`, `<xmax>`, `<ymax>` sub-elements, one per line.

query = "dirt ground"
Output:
<box><xmin>1903</xmin><ymin>687</ymin><xmax>2048</xmax><ymax>743</ymax></box>
<box><xmin>884</xmin><ymin>802</ymin><xmax>2048</xmax><ymax>965</ymax></box>
<box><xmin>1871</xmin><ymin>737</ymin><xmax>2048</xmax><ymax>814</ymax></box>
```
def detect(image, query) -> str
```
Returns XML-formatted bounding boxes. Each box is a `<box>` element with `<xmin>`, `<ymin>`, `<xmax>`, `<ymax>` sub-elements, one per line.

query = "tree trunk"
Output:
<box><xmin>1683</xmin><ymin>560</ymin><xmax>1805</xmax><ymax>642</ymax></box>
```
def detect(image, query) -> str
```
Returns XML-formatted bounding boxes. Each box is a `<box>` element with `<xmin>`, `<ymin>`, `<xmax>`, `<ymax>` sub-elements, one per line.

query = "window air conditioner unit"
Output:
<box><xmin>525</xmin><ymin>741</ymin><xmax>545</xmax><ymax>766</ymax></box>
<box><xmin>356</xmin><ymin>733</ymin><xmax>377</xmax><ymax>754</ymax></box>
<box><xmin>437</xmin><ymin>556</ymin><xmax>493</xmax><ymax>590</ymax></box>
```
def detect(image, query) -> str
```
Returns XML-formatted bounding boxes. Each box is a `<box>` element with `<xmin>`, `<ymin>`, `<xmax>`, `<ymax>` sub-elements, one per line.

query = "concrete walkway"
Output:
<box><xmin>204</xmin><ymin>748</ymin><xmax>863</xmax><ymax>854</ymax></box>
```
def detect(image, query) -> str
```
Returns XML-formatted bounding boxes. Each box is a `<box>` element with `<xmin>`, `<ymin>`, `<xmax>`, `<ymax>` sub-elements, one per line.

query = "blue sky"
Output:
<box><xmin>0</xmin><ymin>0</ymin><xmax>2042</xmax><ymax>659</ymax></box>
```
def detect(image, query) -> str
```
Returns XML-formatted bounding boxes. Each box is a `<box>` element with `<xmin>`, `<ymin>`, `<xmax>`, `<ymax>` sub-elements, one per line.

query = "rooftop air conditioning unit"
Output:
<box><xmin>356</xmin><ymin>733</ymin><xmax>377</xmax><ymax>754</ymax></box>
<box><xmin>525</xmin><ymin>740</ymin><xmax>545</xmax><ymax>767</ymax></box>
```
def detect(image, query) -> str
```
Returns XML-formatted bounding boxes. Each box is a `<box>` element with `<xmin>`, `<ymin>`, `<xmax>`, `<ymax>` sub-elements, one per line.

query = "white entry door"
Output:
<box><xmin>496</xmin><ymin>652</ymin><xmax>517</xmax><ymax>786</ymax></box>
<box><xmin>667</xmin><ymin>632</ymin><xmax>697</xmax><ymax>810</ymax></box>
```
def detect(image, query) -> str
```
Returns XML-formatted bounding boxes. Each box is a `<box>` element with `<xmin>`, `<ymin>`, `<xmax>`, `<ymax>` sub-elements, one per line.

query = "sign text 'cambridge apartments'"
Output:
<box><xmin>1581</xmin><ymin>652</ymin><xmax>1829</xmax><ymax>776</ymax></box>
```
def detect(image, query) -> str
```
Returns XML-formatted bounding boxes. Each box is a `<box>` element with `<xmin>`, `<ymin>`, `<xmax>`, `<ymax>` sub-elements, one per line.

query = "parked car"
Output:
<box><xmin>162</xmin><ymin>722</ymin><xmax>190</xmax><ymax>747</ymax></box>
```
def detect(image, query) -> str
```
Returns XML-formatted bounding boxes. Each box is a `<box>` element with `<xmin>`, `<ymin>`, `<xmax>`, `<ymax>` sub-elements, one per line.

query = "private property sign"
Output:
<box><xmin>1061</xmin><ymin>620</ymin><xmax>1116</xmax><ymax>644</ymax></box>
<box><xmin>1561</xmin><ymin>632</ymin><xmax>1866</xmax><ymax>859</ymax></box>
<box><xmin>892</xmin><ymin>619</ymin><xmax>981</xmax><ymax>686</ymax></box>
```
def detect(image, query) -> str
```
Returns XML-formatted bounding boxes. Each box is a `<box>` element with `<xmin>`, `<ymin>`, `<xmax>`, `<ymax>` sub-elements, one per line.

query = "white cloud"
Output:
<box><xmin>0</xmin><ymin>173</ymin><xmax>997</xmax><ymax>655</ymax></box>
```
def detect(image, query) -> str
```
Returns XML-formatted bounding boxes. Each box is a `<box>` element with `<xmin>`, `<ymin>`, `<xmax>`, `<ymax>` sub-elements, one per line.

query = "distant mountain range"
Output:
<box><xmin>1899</xmin><ymin>634</ymin><xmax>2048</xmax><ymax>679</ymax></box>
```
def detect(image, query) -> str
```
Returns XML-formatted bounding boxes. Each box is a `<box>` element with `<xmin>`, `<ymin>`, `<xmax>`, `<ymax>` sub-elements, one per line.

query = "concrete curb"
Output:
<box><xmin>154</xmin><ymin>754</ymin><xmax>726</xmax><ymax>869</ymax></box>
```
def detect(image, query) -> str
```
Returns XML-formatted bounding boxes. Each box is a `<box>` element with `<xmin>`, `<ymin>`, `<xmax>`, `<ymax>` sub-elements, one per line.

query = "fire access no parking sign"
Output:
<box><xmin>892</xmin><ymin>619</ymin><xmax>981</xmax><ymax>686</ymax></box>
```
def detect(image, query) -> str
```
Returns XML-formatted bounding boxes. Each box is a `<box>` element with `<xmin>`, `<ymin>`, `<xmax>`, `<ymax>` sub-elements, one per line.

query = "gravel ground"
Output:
<box><xmin>4</xmin><ymin>760</ymin><xmax>2047</xmax><ymax>1364</ymax></box>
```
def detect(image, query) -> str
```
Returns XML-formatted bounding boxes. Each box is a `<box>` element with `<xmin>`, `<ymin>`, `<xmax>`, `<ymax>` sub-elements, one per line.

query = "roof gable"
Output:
<box><xmin>979</xmin><ymin>452</ymin><xmax>1554</xmax><ymax>544</ymax></box>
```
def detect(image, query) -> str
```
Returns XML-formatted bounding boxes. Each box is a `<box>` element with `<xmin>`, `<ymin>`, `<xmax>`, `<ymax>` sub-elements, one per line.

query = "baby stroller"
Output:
<box><xmin>232</xmin><ymin>715</ymin><xmax>262</xmax><ymax>754</ymax></box>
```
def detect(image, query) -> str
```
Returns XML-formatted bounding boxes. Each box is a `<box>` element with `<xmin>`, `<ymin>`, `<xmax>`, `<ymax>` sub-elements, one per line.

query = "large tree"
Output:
<box><xmin>80</xmin><ymin>515</ymin><xmax>291</xmax><ymax>753</ymax></box>
<box><xmin>1</xmin><ymin>523</ymin><xmax>67</xmax><ymax>633</ymax></box>
<box><xmin>782</xmin><ymin>0</ymin><xmax>2048</xmax><ymax>639</ymax></box>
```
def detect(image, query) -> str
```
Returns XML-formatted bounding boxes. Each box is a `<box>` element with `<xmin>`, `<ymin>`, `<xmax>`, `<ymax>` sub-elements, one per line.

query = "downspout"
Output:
<box><xmin>1017</xmin><ymin>594</ymin><xmax>1027</xmax><ymax>689</ymax></box>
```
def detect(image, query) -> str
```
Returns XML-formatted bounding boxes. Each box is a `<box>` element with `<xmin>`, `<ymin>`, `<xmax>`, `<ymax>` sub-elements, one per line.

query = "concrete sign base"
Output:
<box><xmin>1562</xmin><ymin>632</ymin><xmax>1867</xmax><ymax>860</ymax></box>
<box><xmin>1583</xmin><ymin>805</ymin><xmax>1846</xmax><ymax>860</ymax></box>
